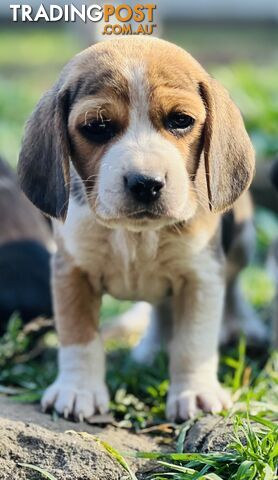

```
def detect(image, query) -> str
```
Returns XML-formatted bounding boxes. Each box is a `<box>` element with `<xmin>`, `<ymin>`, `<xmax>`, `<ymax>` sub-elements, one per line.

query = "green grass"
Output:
<box><xmin>1</xmin><ymin>316</ymin><xmax>277</xmax><ymax>422</ymax></box>
<box><xmin>60</xmin><ymin>413</ymin><xmax>278</xmax><ymax>480</ymax></box>
<box><xmin>131</xmin><ymin>413</ymin><xmax>278</xmax><ymax>479</ymax></box>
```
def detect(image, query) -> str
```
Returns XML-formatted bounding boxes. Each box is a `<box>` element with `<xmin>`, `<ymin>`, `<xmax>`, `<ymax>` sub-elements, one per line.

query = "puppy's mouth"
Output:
<box><xmin>128</xmin><ymin>210</ymin><xmax>162</xmax><ymax>220</ymax></box>
<box><xmin>95</xmin><ymin>202</ymin><xmax>177</xmax><ymax>230</ymax></box>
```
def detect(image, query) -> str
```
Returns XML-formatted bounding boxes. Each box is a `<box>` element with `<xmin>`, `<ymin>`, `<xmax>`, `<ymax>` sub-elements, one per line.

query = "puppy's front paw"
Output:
<box><xmin>41</xmin><ymin>378</ymin><xmax>110</xmax><ymax>421</ymax></box>
<box><xmin>166</xmin><ymin>382</ymin><xmax>232</xmax><ymax>421</ymax></box>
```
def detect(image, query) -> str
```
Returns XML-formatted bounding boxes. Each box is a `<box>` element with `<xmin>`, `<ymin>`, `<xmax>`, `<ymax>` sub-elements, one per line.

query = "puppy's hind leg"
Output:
<box><xmin>131</xmin><ymin>299</ymin><xmax>172</xmax><ymax>365</ymax></box>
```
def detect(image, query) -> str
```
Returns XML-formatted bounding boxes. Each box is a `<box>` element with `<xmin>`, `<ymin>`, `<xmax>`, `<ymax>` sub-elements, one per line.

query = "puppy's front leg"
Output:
<box><xmin>41</xmin><ymin>250</ymin><xmax>109</xmax><ymax>420</ymax></box>
<box><xmin>167</xmin><ymin>256</ymin><xmax>232</xmax><ymax>421</ymax></box>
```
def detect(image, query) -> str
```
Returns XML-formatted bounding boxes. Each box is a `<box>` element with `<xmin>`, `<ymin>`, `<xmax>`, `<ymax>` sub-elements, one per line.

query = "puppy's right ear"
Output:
<box><xmin>18</xmin><ymin>84</ymin><xmax>71</xmax><ymax>221</ymax></box>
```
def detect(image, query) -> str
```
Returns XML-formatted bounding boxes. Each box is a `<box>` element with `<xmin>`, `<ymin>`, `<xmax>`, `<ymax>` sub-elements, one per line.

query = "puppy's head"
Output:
<box><xmin>18</xmin><ymin>38</ymin><xmax>255</xmax><ymax>230</ymax></box>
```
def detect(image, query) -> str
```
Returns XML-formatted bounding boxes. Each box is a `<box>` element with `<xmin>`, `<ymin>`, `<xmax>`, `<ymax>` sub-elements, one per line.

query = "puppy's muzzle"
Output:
<box><xmin>124</xmin><ymin>173</ymin><xmax>166</xmax><ymax>205</ymax></box>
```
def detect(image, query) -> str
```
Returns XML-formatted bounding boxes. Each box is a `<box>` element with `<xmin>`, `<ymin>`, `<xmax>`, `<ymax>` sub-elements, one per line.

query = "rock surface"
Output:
<box><xmin>1</xmin><ymin>397</ymin><xmax>235</xmax><ymax>479</ymax></box>
<box><xmin>184</xmin><ymin>415</ymin><xmax>234</xmax><ymax>453</ymax></box>
<box><xmin>0</xmin><ymin>397</ymin><xmax>158</xmax><ymax>480</ymax></box>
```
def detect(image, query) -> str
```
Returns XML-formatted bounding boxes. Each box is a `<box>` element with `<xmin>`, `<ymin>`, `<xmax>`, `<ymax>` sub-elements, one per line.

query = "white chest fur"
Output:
<box><xmin>56</xmin><ymin>198</ymin><xmax>216</xmax><ymax>303</ymax></box>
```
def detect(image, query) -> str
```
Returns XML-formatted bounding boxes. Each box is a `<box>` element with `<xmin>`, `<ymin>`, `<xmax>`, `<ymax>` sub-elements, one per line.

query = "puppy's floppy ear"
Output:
<box><xmin>18</xmin><ymin>84</ymin><xmax>71</xmax><ymax>221</ymax></box>
<box><xmin>199</xmin><ymin>78</ymin><xmax>255</xmax><ymax>212</ymax></box>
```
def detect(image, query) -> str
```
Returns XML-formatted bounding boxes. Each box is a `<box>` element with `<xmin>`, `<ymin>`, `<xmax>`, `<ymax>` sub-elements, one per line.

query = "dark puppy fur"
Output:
<box><xmin>0</xmin><ymin>158</ymin><xmax>52</xmax><ymax>248</ymax></box>
<box><xmin>221</xmin><ymin>195</ymin><xmax>268</xmax><ymax>346</ymax></box>
<box><xmin>0</xmin><ymin>157</ymin><xmax>53</xmax><ymax>331</ymax></box>
<box><xmin>0</xmin><ymin>240</ymin><xmax>52</xmax><ymax>333</ymax></box>
<box><xmin>270</xmin><ymin>159</ymin><xmax>278</xmax><ymax>190</ymax></box>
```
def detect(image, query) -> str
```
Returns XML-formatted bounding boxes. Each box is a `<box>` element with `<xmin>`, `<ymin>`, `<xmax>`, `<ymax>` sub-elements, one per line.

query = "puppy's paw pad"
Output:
<box><xmin>41</xmin><ymin>381</ymin><xmax>110</xmax><ymax>420</ymax></box>
<box><xmin>166</xmin><ymin>384</ymin><xmax>232</xmax><ymax>421</ymax></box>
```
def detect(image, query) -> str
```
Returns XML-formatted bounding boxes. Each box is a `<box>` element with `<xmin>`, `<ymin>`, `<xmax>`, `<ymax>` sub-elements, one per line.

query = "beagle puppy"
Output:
<box><xmin>18</xmin><ymin>38</ymin><xmax>255</xmax><ymax>421</ymax></box>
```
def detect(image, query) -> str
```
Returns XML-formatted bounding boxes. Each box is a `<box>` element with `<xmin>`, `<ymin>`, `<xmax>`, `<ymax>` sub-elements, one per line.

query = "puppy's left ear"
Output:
<box><xmin>199</xmin><ymin>78</ymin><xmax>255</xmax><ymax>212</ymax></box>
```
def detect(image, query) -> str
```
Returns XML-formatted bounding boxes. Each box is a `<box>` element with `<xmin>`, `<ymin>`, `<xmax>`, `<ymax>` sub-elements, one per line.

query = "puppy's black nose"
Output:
<box><xmin>124</xmin><ymin>173</ymin><xmax>165</xmax><ymax>204</ymax></box>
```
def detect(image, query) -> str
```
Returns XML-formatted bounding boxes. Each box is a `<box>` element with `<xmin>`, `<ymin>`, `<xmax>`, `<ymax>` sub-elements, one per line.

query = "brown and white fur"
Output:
<box><xmin>18</xmin><ymin>38</ymin><xmax>255</xmax><ymax>421</ymax></box>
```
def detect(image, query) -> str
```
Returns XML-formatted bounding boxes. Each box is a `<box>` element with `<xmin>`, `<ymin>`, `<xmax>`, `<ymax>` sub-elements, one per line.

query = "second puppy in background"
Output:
<box><xmin>0</xmin><ymin>157</ymin><xmax>53</xmax><ymax>333</ymax></box>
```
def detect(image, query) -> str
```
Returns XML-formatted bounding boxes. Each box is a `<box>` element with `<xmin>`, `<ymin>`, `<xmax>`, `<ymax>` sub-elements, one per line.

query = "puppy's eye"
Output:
<box><xmin>165</xmin><ymin>112</ymin><xmax>195</xmax><ymax>135</ymax></box>
<box><xmin>80</xmin><ymin>119</ymin><xmax>117</xmax><ymax>144</ymax></box>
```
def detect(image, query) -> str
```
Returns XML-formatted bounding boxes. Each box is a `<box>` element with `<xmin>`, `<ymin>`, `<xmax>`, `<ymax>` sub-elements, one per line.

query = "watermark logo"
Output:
<box><xmin>10</xmin><ymin>4</ymin><xmax>157</xmax><ymax>35</ymax></box>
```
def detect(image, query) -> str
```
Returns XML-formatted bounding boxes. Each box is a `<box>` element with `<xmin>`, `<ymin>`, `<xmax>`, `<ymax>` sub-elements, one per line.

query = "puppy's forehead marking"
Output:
<box><xmin>121</xmin><ymin>59</ymin><xmax>152</xmax><ymax>135</ymax></box>
<box><xmin>123</xmin><ymin>61</ymin><xmax>149</xmax><ymax>112</ymax></box>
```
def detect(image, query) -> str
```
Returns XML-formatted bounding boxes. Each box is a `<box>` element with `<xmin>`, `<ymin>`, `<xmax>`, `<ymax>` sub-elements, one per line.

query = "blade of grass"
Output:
<box><xmin>66</xmin><ymin>431</ymin><xmax>138</xmax><ymax>480</ymax></box>
<box><xmin>176</xmin><ymin>416</ymin><xmax>203</xmax><ymax>453</ymax></box>
<box><xmin>18</xmin><ymin>463</ymin><xmax>57</xmax><ymax>480</ymax></box>
<box><xmin>233</xmin><ymin>336</ymin><xmax>246</xmax><ymax>392</ymax></box>
<box><xmin>248</xmin><ymin>415</ymin><xmax>277</xmax><ymax>430</ymax></box>
<box><xmin>234</xmin><ymin>460</ymin><xmax>256</xmax><ymax>479</ymax></box>
<box><xmin>131</xmin><ymin>451</ymin><xmax>238</xmax><ymax>464</ymax></box>
<box><xmin>157</xmin><ymin>460</ymin><xmax>224</xmax><ymax>479</ymax></box>
<box><xmin>97</xmin><ymin>438</ymin><xmax>138</xmax><ymax>480</ymax></box>
<box><xmin>157</xmin><ymin>460</ymin><xmax>196</xmax><ymax>474</ymax></box>
<box><xmin>263</xmin><ymin>464</ymin><xmax>276</xmax><ymax>480</ymax></box>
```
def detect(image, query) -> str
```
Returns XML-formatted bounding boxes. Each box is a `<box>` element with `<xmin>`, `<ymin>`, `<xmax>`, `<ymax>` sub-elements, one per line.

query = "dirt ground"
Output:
<box><xmin>1</xmin><ymin>396</ymin><xmax>162</xmax><ymax>480</ymax></box>
<box><xmin>1</xmin><ymin>396</ymin><xmax>234</xmax><ymax>479</ymax></box>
